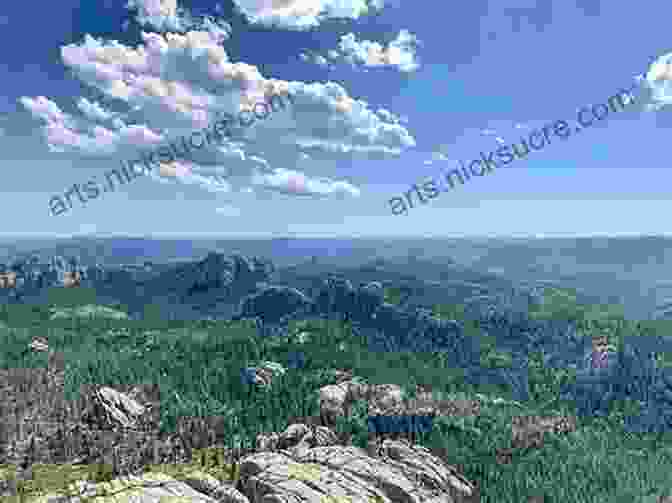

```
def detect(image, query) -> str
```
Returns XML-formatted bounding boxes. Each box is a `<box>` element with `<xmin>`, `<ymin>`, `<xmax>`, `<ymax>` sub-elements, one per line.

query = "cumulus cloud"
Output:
<box><xmin>21</xmin><ymin>28</ymin><xmax>414</xmax><ymax>201</ymax></box>
<box><xmin>300</xmin><ymin>30</ymin><xmax>421</xmax><ymax>73</ymax></box>
<box><xmin>643</xmin><ymin>52</ymin><xmax>672</xmax><ymax>112</ymax></box>
<box><xmin>299</xmin><ymin>52</ymin><xmax>332</xmax><ymax>69</ymax></box>
<box><xmin>231</xmin><ymin>0</ymin><xmax>385</xmax><ymax>30</ymax></box>
<box><xmin>125</xmin><ymin>0</ymin><xmax>232</xmax><ymax>37</ymax></box>
<box><xmin>76</xmin><ymin>98</ymin><xmax>116</xmax><ymax>122</ymax></box>
<box><xmin>146</xmin><ymin>160</ymin><xmax>234</xmax><ymax>193</ymax></box>
<box><xmin>20</xmin><ymin>96</ymin><xmax>69</xmax><ymax>125</ymax></box>
<box><xmin>335</xmin><ymin>30</ymin><xmax>421</xmax><ymax>73</ymax></box>
<box><xmin>126</xmin><ymin>0</ymin><xmax>181</xmax><ymax>31</ymax></box>
<box><xmin>252</xmin><ymin>168</ymin><xmax>361</xmax><ymax>197</ymax></box>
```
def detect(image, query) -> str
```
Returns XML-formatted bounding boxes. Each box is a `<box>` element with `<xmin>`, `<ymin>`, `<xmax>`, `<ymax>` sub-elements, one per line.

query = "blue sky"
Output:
<box><xmin>1</xmin><ymin>0</ymin><xmax>671</xmax><ymax>237</ymax></box>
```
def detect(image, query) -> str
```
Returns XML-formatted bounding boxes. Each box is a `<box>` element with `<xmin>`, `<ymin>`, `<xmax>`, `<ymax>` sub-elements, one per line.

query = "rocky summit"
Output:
<box><xmin>0</xmin><ymin>337</ymin><xmax>480</xmax><ymax>503</ymax></box>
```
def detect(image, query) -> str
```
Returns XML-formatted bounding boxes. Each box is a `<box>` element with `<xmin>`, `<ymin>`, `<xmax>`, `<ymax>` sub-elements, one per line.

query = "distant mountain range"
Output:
<box><xmin>1</xmin><ymin>236</ymin><xmax>671</xmax><ymax>320</ymax></box>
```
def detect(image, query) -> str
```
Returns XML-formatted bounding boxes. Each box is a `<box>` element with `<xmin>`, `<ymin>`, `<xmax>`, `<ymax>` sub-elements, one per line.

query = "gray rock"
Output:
<box><xmin>239</xmin><ymin>440</ymin><xmax>477</xmax><ymax>503</ymax></box>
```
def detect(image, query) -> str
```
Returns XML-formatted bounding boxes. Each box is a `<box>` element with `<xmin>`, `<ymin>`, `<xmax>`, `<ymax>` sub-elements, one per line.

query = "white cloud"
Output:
<box><xmin>126</xmin><ymin>0</ymin><xmax>181</xmax><ymax>31</ymax></box>
<box><xmin>146</xmin><ymin>160</ymin><xmax>234</xmax><ymax>193</ymax></box>
<box><xmin>334</xmin><ymin>30</ymin><xmax>421</xmax><ymax>73</ymax></box>
<box><xmin>125</xmin><ymin>0</ymin><xmax>232</xmax><ymax>37</ymax></box>
<box><xmin>20</xmin><ymin>96</ymin><xmax>69</xmax><ymax>125</ymax></box>
<box><xmin>644</xmin><ymin>52</ymin><xmax>672</xmax><ymax>112</ymax></box>
<box><xmin>21</xmin><ymin>28</ymin><xmax>414</xmax><ymax>202</ymax></box>
<box><xmin>252</xmin><ymin>168</ymin><xmax>361</xmax><ymax>198</ymax></box>
<box><xmin>231</xmin><ymin>0</ymin><xmax>384</xmax><ymax>30</ymax></box>
<box><xmin>299</xmin><ymin>52</ymin><xmax>332</xmax><ymax>69</ymax></box>
<box><xmin>301</xmin><ymin>30</ymin><xmax>421</xmax><ymax>73</ymax></box>
<box><xmin>76</xmin><ymin>98</ymin><xmax>116</xmax><ymax>122</ymax></box>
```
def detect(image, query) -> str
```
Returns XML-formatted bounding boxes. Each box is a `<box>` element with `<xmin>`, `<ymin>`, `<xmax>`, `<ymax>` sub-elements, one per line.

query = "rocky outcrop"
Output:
<box><xmin>1</xmin><ymin>471</ymin><xmax>240</xmax><ymax>503</ymax></box>
<box><xmin>318</xmin><ymin>378</ymin><xmax>481</xmax><ymax>431</ymax></box>
<box><xmin>2</xmin><ymin>340</ymin><xmax>190</xmax><ymax>480</ymax></box>
<box><xmin>495</xmin><ymin>414</ymin><xmax>577</xmax><ymax>465</ymax></box>
<box><xmin>240</xmin><ymin>361</ymin><xmax>288</xmax><ymax>389</ymax></box>
<box><xmin>14</xmin><ymin>434</ymin><xmax>478</xmax><ymax>503</ymax></box>
<box><xmin>2</xmin><ymin>340</ymin><xmax>479</xmax><ymax>503</ymax></box>
<box><xmin>242</xmin><ymin>439</ymin><xmax>478</xmax><ymax>503</ymax></box>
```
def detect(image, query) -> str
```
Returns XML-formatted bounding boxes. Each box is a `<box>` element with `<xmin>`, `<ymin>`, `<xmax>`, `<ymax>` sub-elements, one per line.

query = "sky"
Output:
<box><xmin>2</xmin><ymin>0</ymin><xmax>672</xmax><ymax>238</ymax></box>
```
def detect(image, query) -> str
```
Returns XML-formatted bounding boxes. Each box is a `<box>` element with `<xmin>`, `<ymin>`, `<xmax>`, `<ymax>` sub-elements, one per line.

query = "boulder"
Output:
<box><xmin>1</xmin><ymin>358</ymin><xmax>479</xmax><ymax>503</ymax></box>
<box><xmin>319</xmin><ymin>382</ymin><xmax>351</xmax><ymax>427</ymax></box>
<box><xmin>319</xmin><ymin>377</ymin><xmax>483</xmax><ymax>435</ymax></box>
<box><xmin>79</xmin><ymin>385</ymin><xmax>148</xmax><ymax>430</ymax></box>
<box><xmin>29</xmin><ymin>337</ymin><xmax>49</xmax><ymax>353</ymax></box>
<box><xmin>239</xmin><ymin>440</ymin><xmax>478</xmax><ymax>503</ymax></box>
<box><xmin>496</xmin><ymin>414</ymin><xmax>577</xmax><ymax>464</ymax></box>
<box><xmin>241</xmin><ymin>362</ymin><xmax>287</xmax><ymax>389</ymax></box>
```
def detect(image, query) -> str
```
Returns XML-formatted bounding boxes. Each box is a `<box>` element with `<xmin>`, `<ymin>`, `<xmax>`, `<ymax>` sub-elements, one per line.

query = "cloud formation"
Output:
<box><xmin>231</xmin><ymin>0</ymin><xmax>385</xmax><ymax>30</ymax></box>
<box><xmin>300</xmin><ymin>30</ymin><xmax>421</xmax><ymax>73</ymax></box>
<box><xmin>643</xmin><ymin>52</ymin><xmax>672</xmax><ymax>112</ymax></box>
<box><xmin>125</xmin><ymin>0</ymin><xmax>233</xmax><ymax>36</ymax></box>
<box><xmin>252</xmin><ymin>168</ymin><xmax>361</xmax><ymax>197</ymax></box>
<box><xmin>336</xmin><ymin>30</ymin><xmax>420</xmax><ymax>72</ymax></box>
<box><xmin>21</xmin><ymin>27</ymin><xmax>415</xmax><ymax>204</ymax></box>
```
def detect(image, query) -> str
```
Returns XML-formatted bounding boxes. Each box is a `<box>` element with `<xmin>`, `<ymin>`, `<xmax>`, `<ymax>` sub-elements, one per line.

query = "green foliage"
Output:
<box><xmin>528</xmin><ymin>286</ymin><xmax>633</xmax><ymax>352</ymax></box>
<box><xmin>383</xmin><ymin>286</ymin><xmax>406</xmax><ymax>305</ymax></box>
<box><xmin>432</xmin><ymin>303</ymin><xmax>482</xmax><ymax>342</ymax></box>
<box><xmin>433</xmin><ymin>414</ymin><xmax>484</xmax><ymax>437</ymax></box>
<box><xmin>45</xmin><ymin>285</ymin><xmax>100</xmax><ymax>308</ymax></box>
<box><xmin>4</xmin><ymin>299</ymin><xmax>672</xmax><ymax>502</ymax></box>
<box><xmin>480</xmin><ymin>347</ymin><xmax>513</xmax><ymax>369</ymax></box>
<box><xmin>49</xmin><ymin>304</ymin><xmax>129</xmax><ymax>321</ymax></box>
<box><xmin>525</xmin><ymin>351</ymin><xmax>577</xmax><ymax>410</ymax></box>
<box><xmin>431</xmin><ymin>302</ymin><xmax>466</xmax><ymax>320</ymax></box>
<box><xmin>0</xmin><ymin>303</ymin><xmax>51</xmax><ymax>328</ymax></box>
<box><xmin>529</xmin><ymin>286</ymin><xmax>588</xmax><ymax>323</ymax></box>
